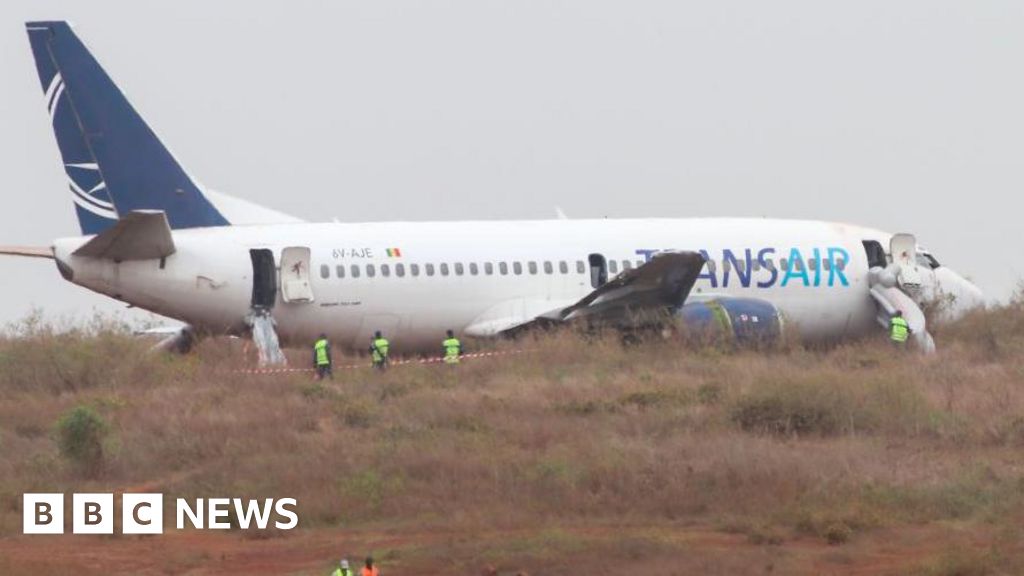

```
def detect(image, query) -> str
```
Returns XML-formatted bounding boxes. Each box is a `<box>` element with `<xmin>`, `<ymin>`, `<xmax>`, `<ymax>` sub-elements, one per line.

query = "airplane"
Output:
<box><xmin>1</xmin><ymin>21</ymin><xmax>985</xmax><ymax>361</ymax></box>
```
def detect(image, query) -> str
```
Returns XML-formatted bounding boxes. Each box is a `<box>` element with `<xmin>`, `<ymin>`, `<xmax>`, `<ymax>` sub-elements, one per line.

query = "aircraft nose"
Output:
<box><xmin>937</xmin><ymin>268</ymin><xmax>985</xmax><ymax>319</ymax></box>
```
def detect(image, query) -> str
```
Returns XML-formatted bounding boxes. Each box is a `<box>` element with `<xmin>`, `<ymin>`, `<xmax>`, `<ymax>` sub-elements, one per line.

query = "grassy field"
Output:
<box><xmin>1</xmin><ymin>299</ymin><xmax>1023</xmax><ymax>575</ymax></box>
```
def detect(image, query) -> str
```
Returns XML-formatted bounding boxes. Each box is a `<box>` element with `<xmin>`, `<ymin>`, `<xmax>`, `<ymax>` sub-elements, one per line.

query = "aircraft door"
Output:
<box><xmin>588</xmin><ymin>253</ymin><xmax>608</xmax><ymax>288</ymax></box>
<box><xmin>889</xmin><ymin>233</ymin><xmax>923</xmax><ymax>294</ymax></box>
<box><xmin>862</xmin><ymin>240</ymin><xmax>887</xmax><ymax>269</ymax></box>
<box><xmin>280</xmin><ymin>246</ymin><xmax>315</xmax><ymax>303</ymax></box>
<box><xmin>249</xmin><ymin>249</ymin><xmax>277</xmax><ymax>309</ymax></box>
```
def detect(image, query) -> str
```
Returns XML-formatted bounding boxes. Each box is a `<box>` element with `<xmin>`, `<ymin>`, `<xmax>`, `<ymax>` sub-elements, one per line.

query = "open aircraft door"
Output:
<box><xmin>889</xmin><ymin>233</ymin><xmax>923</xmax><ymax>294</ymax></box>
<box><xmin>279</xmin><ymin>247</ymin><xmax>315</xmax><ymax>303</ymax></box>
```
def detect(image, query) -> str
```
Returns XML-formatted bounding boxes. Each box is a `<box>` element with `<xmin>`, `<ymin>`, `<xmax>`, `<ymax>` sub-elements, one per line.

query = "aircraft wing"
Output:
<box><xmin>505</xmin><ymin>250</ymin><xmax>707</xmax><ymax>334</ymax></box>
<box><xmin>73</xmin><ymin>210</ymin><xmax>176</xmax><ymax>261</ymax></box>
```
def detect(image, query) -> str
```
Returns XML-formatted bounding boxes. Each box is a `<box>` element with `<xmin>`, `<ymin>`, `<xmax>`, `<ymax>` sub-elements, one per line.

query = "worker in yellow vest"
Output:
<box><xmin>313</xmin><ymin>333</ymin><xmax>332</xmax><ymax>379</ymax></box>
<box><xmin>442</xmin><ymin>329</ymin><xmax>462</xmax><ymax>364</ymax></box>
<box><xmin>369</xmin><ymin>331</ymin><xmax>390</xmax><ymax>370</ymax></box>
<box><xmin>889</xmin><ymin>310</ymin><xmax>911</xmax><ymax>346</ymax></box>
<box><xmin>331</xmin><ymin>558</ymin><xmax>353</xmax><ymax>576</ymax></box>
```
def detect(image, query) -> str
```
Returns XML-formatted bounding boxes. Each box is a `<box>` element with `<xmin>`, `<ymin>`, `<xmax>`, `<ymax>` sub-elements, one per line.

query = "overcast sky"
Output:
<box><xmin>1</xmin><ymin>0</ymin><xmax>1021</xmax><ymax>328</ymax></box>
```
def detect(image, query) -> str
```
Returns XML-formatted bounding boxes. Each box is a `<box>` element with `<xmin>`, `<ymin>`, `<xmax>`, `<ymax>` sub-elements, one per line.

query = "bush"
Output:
<box><xmin>730</xmin><ymin>380</ymin><xmax>856</xmax><ymax>436</ymax></box>
<box><xmin>824</xmin><ymin>522</ymin><xmax>852</xmax><ymax>545</ymax></box>
<box><xmin>56</xmin><ymin>405</ymin><xmax>108</xmax><ymax>476</ymax></box>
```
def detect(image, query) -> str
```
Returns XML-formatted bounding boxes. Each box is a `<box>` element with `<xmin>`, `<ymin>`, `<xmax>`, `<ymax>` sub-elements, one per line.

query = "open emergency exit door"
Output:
<box><xmin>889</xmin><ymin>233</ymin><xmax>922</xmax><ymax>293</ymax></box>
<box><xmin>279</xmin><ymin>246</ymin><xmax>315</xmax><ymax>303</ymax></box>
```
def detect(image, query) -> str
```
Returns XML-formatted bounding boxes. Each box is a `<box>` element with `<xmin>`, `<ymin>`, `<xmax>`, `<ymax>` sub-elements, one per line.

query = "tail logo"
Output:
<box><xmin>65</xmin><ymin>163</ymin><xmax>117</xmax><ymax>220</ymax></box>
<box><xmin>42</xmin><ymin>72</ymin><xmax>118</xmax><ymax>221</ymax></box>
<box><xmin>44</xmin><ymin>72</ymin><xmax>65</xmax><ymax>123</ymax></box>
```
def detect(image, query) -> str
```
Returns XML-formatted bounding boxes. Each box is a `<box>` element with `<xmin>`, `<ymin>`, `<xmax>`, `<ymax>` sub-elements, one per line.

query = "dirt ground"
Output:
<box><xmin>0</xmin><ymin>520</ymin><xmax>1001</xmax><ymax>575</ymax></box>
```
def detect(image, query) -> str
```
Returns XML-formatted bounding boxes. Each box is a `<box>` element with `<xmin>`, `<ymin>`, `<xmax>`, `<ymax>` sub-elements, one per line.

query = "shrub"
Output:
<box><xmin>730</xmin><ymin>380</ymin><xmax>856</xmax><ymax>436</ymax></box>
<box><xmin>823</xmin><ymin>522</ymin><xmax>852</xmax><ymax>545</ymax></box>
<box><xmin>55</xmin><ymin>405</ymin><xmax>108</xmax><ymax>476</ymax></box>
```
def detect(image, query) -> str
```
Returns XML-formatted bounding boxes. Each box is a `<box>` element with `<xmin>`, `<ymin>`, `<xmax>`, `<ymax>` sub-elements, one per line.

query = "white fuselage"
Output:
<box><xmin>52</xmin><ymin>217</ymin><xmax>967</xmax><ymax>353</ymax></box>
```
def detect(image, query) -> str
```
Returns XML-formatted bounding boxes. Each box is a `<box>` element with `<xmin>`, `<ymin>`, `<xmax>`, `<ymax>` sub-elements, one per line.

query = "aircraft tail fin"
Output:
<box><xmin>25</xmin><ymin>21</ymin><xmax>230</xmax><ymax>234</ymax></box>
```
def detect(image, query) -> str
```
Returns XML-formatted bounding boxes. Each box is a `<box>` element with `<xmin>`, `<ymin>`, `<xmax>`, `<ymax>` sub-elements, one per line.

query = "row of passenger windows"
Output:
<box><xmin>321</xmin><ymin>259</ymin><xmax>595</xmax><ymax>280</ymax></box>
<box><xmin>318</xmin><ymin>257</ymin><xmax>848</xmax><ymax>280</ymax></box>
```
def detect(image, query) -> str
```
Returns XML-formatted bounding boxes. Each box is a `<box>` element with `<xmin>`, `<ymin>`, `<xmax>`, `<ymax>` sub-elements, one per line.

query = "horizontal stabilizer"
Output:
<box><xmin>0</xmin><ymin>246</ymin><xmax>54</xmax><ymax>259</ymax></box>
<box><xmin>73</xmin><ymin>210</ymin><xmax>175</xmax><ymax>261</ymax></box>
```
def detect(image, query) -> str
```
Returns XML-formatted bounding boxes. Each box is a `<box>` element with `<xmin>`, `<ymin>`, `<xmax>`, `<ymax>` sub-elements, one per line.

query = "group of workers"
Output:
<box><xmin>313</xmin><ymin>329</ymin><xmax>462</xmax><ymax>378</ymax></box>
<box><xmin>331</xmin><ymin>556</ymin><xmax>378</xmax><ymax>576</ymax></box>
<box><xmin>311</xmin><ymin>310</ymin><xmax>909</xmax><ymax>376</ymax></box>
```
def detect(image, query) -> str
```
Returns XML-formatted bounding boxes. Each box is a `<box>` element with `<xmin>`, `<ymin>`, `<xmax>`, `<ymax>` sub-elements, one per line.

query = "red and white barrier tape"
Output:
<box><xmin>234</xmin><ymin>348</ymin><xmax>529</xmax><ymax>375</ymax></box>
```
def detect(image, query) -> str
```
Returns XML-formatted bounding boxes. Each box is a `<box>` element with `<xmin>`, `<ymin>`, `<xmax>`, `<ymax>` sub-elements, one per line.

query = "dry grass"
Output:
<box><xmin>1</xmin><ymin>299</ymin><xmax>1023</xmax><ymax>574</ymax></box>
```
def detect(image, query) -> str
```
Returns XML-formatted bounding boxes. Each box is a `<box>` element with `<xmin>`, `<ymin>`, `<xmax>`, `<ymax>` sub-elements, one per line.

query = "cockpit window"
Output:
<box><xmin>916</xmin><ymin>253</ymin><xmax>941</xmax><ymax>269</ymax></box>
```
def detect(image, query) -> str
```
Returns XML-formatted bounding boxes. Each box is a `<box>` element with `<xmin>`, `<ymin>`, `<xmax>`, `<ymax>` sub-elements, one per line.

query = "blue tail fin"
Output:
<box><xmin>26</xmin><ymin>21</ymin><xmax>229</xmax><ymax>234</ymax></box>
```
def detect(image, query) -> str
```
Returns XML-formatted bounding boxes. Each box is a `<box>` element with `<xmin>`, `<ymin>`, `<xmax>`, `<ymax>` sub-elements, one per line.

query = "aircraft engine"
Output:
<box><xmin>675</xmin><ymin>297</ymin><xmax>784</xmax><ymax>346</ymax></box>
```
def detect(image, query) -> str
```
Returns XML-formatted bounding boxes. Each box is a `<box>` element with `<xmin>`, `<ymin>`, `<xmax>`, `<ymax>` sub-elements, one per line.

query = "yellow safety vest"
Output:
<box><xmin>890</xmin><ymin>316</ymin><xmax>909</xmax><ymax>343</ymax></box>
<box><xmin>372</xmin><ymin>338</ymin><xmax>390</xmax><ymax>362</ymax></box>
<box><xmin>443</xmin><ymin>337</ymin><xmax>461</xmax><ymax>363</ymax></box>
<box><xmin>314</xmin><ymin>339</ymin><xmax>330</xmax><ymax>365</ymax></box>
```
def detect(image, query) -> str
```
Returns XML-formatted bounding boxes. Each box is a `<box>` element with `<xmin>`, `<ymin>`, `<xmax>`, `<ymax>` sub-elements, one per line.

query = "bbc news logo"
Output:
<box><xmin>23</xmin><ymin>493</ymin><xmax>298</xmax><ymax>534</ymax></box>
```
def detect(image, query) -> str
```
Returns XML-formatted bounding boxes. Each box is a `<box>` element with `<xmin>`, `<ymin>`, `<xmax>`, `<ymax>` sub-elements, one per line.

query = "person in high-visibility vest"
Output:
<box><xmin>361</xmin><ymin>556</ymin><xmax>380</xmax><ymax>576</ymax></box>
<box><xmin>369</xmin><ymin>331</ymin><xmax>390</xmax><ymax>370</ymax></box>
<box><xmin>442</xmin><ymin>329</ymin><xmax>462</xmax><ymax>364</ymax></box>
<box><xmin>331</xmin><ymin>558</ymin><xmax>353</xmax><ymax>576</ymax></box>
<box><xmin>313</xmin><ymin>333</ymin><xmax>332</xmax><ymax>379</ymax></box>
<box><xmin>889</xmin><ymin>310</ymin><xmax>911</xmax><ymax>345</ymax></box>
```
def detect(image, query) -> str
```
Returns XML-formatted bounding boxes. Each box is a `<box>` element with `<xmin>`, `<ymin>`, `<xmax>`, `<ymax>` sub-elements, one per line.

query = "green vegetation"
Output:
<box><xmin>1</xmin><ymin>298</ymin><xmax>1023</xmax><ymax>573</ymax></box>
<box><xmin>55</xmin><ymin>405</ymin><xmax>107</xmax><ymax>477</ymax></box>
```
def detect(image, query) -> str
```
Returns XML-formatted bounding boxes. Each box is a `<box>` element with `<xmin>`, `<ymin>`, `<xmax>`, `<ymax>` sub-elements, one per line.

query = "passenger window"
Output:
<box><xmin>622</xmin><ymin>260</ymin><xmax>632</xmax><ymax>271</ymax></box>
<box><xmin>751</xmin><ymin>260</ymin><xmax>760</xmax><ymax>272</ymax></box>
<box><xmin>454</xmin><ymin>263</ymin><xmax>464</xmax><ymax>276</ymax></box>
<box><xmin>320</xmin><ymin>264</ymin><xmax>330</xmax><ymax>279</ymax></box>
<box><xmin>528</xmin><ymin>261</ymin><xmax>538</xmax><ymax>275</ymax></box>
<box><xmin>808</xmin><ymin>258</ymin><xmax>817</xmax><ymax>271</ymax></box>
<box><xmin>396</xmin><ymin>263</ymin><xmax>405</xmax><ymax>277</ymax></box>
<box><xmin>351</xmin><ymin>264</ymin><xmax>361</xmax><ymax>278</ymax></box>
<box><xmin>500</xmin><ymin>262</ymin><xmax>509</xmax><ymax>275</ymax></box>
<box><xmin>381</xmin><ymin>264</ymin><xmax>390</xmax><ymax>277</ymax></box>
<box><xmin>485</xmin><ymin>262</ymin><xmax>494</xmax><ymax>275</ymax></box>
<box><xmin>543</xmin><ymin>261</ymin><xmax>553</xmax><ymax>274</ymax></box>
<box><xmin>470</xmin><ymin>263</ymin><xmax>479</xmax><ymax>275</ymax></box>
<box><xmin>795</xmin><ymin>259</ymin><xmax>804</xmax><ymax>271</ymax></box>
<box><xmin>513</xmin><ymin>262</ymin><xmax>523</xmax><ymax>275</ymax></box>
<box><xmin>576</xmin><ymin>260</ymin><xmax>585</xmax><ymax>274</ymax></box>
<box><xmin>366</xmin><ymin>264</ymin><xmax>376</xmax><ymax>277</ymax></box>
<box><xmin>636</xmin><ymin>259</ymin><xmax>644</xmax><ymax>268</ymax></box>
<box><xmin>608</xmin><ymin>260</ymin><xmax>619</xmax><ymax>274</ymax></box>
<box><xmin>410</xmin><ymin>263</ymin><xmax>420</xmax><ymax>276</ymax></box>
<box><xmin>722</xmin><ymin>260</ymin><xmax>731</xmax><ymax>273</ymax></box>
<box><xmin>336</xmin><ymin>265</ymin><xmax>345</xmax><ymax>278</ymax></box>
<box><xmin>559</xmin><ymin>261</ymin><xmax>568</xmax><ymax>274</ymax></box>
<box><xmin>426</xmin><ymin>263</ymin><xmax>435</xmax><ymax>276</ymax></box>
<box><xmin>836</xmin><ymin>259</ymin><xmax>847</xmax><ymax>271</ymax></box>
<box><xmin>780</xmin><ymin>258</ymin><xmax>789</xmax><ymax>271</ymax></box>
<box><xmin>441</xmin><ymin>263</ymin><xmax>450</xmax><ymax>276</ymax></box>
